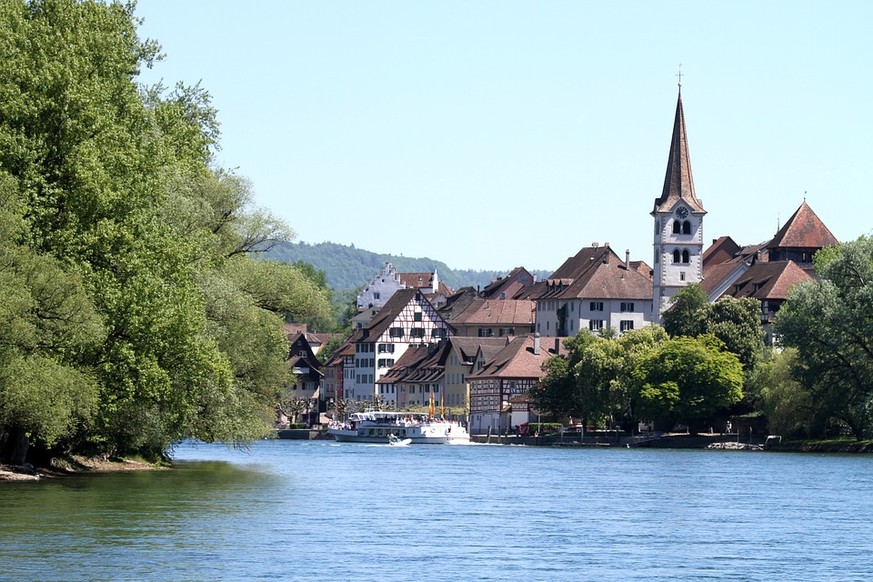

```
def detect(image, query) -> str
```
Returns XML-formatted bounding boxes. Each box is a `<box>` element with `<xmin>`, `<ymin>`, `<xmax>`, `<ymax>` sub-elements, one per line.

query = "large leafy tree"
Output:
<box><xmin>0</xmin><ymin>178</ymin><xmax>105</xmax><ymax>464</ymax></box>
<box><xmin>0</xmin><ymin>0</ymin><xmax>330</xmax><ymax>462</ymax></box>
<box><xmin>777</xmin><ymin>237</ymin><xmax>873</xmax><ymax>440</ymax></box>
<box><xmin>531</xmin><ymin>327</ymin><xmax>669</xmax><ymax>429</ymax></box>
<box><xmin>631</xmin><ymin>335</ymin><xmax>744</xmax><ymax>431</ymax></box>
<box><xmin>531</xmin><ymin>332</ymin><xmax>621</xmax><ymax>428</ymax></box>
<box><xmin>662</xmin><ymin>284</ymin><xmax>764</xmax><ymax>371</ymax></box>
<box><xmin>746</xmin><ymin>348</ymin><xmax>816</xmax><ymax>438</ymax></box>
<box><xmin>661</xmin><ymin>284</ymin><xmax>709</xmax><ymax>338</ymax></box>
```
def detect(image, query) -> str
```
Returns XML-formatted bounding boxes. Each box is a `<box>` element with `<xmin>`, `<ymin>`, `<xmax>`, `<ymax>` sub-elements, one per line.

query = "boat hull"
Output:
<box><xmin>328</xmin><ymin>428</ymin><xmax>469</xmax><ymax>444</ymax></box>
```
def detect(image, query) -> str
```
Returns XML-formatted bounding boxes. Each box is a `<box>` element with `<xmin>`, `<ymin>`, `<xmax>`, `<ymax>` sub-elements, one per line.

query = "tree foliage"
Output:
<box><xmin>662</xmin><ymin>284</ymin><xmax>764</xmax><ymax>371</ymax></box>
<box><xmin>0</xmin><ymin>0</ymin><xmax>330</xmax><ymax>463</ymax></box>
<box><xmin>530</xmin><ymin>327</ymin><xmax>669</xmax><ymax>428</ymax></box>
<box><xmin>631</xmin><ymin>335</ymin><xmax>744</xmax><ymax>429</ymax></box>
<box><xmin>777</xmin><ymin>237</ymin><xmax>873</xmax><ymax>440</ymax></box>
<box><xmin>746</xmin><ymin>348</ymin><xmax>815</xmax><ymax>438</ymax></box>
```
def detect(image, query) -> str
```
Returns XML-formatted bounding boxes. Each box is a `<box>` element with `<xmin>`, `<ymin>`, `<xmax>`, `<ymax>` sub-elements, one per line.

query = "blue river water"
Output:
<box><xmin>1</xmin><ymin>440</ymin><xmax>872</xmax><ymax>581</ymax></box>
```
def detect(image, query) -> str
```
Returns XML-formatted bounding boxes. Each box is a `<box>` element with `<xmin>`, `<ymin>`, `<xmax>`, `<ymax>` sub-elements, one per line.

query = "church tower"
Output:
<box><xmin>651</xmin><ymin>87</ymin><xmax>706</xmax><ymax>322</ymax></box>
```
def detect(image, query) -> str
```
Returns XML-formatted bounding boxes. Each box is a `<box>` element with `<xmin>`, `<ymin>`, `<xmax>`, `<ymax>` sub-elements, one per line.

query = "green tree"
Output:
<box><xmin>746</xmin><ymin>348</ymin><xmax>815</xmax><ymax>438</ymax></box>
<box><xmin>0</xmin><ymin>0</ymin><xmax>331</xmax><ymax>462</ymax></box>
<box><xmin>614</xmin><ymin>325</ymin><xmax>669</xmax><ymax>426</ymax></box>
<box><xmin>631</xmin><ymin>335</ymin><xmax>744</xmax><ymax>431</ymax></box>
<box><xmin>662</xmin><ymin>285</ymin><xmax>764</xmax><ymax>371</ymax></box>
<box><xmin>531</xmin><ymin>331</ymin><xmax>621</xmax><ymax>428</ymax></box>
<box><xmin>0</xmin><ymin>178</ymin><xmax>106</xmax><ymax>463</ymax></box>
<box><xmin>661</xmin><ymin>284</ymin><xmax>708</xmax><ymax>338</ymax></box>
<box><xmin>777</xmin><ymin>237</ymin><xmax>873</xmax><ymax>439</ymax></box>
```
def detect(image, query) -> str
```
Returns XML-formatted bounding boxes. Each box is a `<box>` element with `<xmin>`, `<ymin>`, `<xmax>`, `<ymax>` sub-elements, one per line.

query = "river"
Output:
<box><xmin>1</xmin><ymin>440</ymin><xmax>872</xmax><ymax>581</ymax></box>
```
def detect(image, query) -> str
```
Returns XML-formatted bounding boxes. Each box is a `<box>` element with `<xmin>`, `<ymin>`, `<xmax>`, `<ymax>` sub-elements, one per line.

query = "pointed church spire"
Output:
<box><xmin>652</xmin><ymin>90</ymin><xmax>705</xmax><ymax>214</ymax></box>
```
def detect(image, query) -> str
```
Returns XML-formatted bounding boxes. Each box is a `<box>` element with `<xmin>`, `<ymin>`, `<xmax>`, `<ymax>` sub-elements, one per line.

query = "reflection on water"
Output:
<box><xmin>2</xmin><ymin>440</ymin><xmax>873</xmax><ymax>581</ymax></box>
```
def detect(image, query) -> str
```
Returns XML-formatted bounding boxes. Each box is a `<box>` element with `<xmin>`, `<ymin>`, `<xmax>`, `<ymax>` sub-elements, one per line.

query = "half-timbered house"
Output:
<box><xmin>346</xmin><ymin>288</ymin><xmax>452</xmax><ymax>404</ymax></box>
<box><xmin>468</xmin><ymin>334</ymin><xmax>564</xmax><ymax>435</ymax></box>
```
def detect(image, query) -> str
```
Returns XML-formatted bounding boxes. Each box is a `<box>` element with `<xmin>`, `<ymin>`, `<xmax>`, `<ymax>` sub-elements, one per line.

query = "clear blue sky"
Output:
<box><xmin>135</xmin><ymin>1</ymin><xmax>872</xmax><ymax>272</ymax></box>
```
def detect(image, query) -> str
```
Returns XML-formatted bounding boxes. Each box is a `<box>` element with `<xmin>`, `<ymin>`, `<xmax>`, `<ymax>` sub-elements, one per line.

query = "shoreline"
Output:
<box><xmin>0</xmin><ymin>455</ymin><xmax>167</xmax><ymax>483</ymax></box>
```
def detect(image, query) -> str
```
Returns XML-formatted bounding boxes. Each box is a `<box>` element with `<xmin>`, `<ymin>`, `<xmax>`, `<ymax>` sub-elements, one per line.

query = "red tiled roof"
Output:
<box><xmin>702</xmin><ymin>236</ymin><xmax>741</xmax><ymax>269</ymax></box>
<box><xmin>768</xmin><ymin>201</ymin><xmax>838</xmax><ymax>250</ymax></box>
<box><xmin>451</xmin><ymin>299</ymin><xmax>535</xmax><ymax>326</ymax></box>
<box><xmin>470</xmin><ymin>335</ymin><xmax>564</xmax><ymax>380</ymax></box>
<box><xmin>399</xmin><ymin>272</ymin><xmax>434</xmax><ymax>289</ymax></box>
<box><xmin>533</xmin><ymin>247</ymin><xmax>652</xmax><ymax>301</ymax></box>
<box><xmin>727</xmin><ymin>260</ymin><xmax>813</xmax><ymax>301</ymax></box>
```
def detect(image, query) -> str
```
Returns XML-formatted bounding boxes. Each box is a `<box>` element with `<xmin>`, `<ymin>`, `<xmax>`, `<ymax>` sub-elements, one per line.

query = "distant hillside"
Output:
<box><xmin>267</xmin><ymin>241</ymin><xmax>550</xmax><ymax>292</ymax></box>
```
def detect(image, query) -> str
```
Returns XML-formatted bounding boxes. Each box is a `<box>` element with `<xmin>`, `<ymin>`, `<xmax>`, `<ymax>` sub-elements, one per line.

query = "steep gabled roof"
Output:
<box><xmin>532</xmin><ymin>246</ymin><xmax>652</xmax><ymax>302</ymax></box>
<box><xmin>399</xmin><ymin>272</ymin><xmax>434</xmax><ymax>289</ymax></box>
<box><xmin>702</xmin><ymin>236</ymin><xmax>742</xmax><ymax>269</ymax></box>
<box><xmin>480</xmin><ymin>267</ymin><xmax>536</xmax><ymax>299</ymax></box>
<box><xmin>549</xmin><ymin>246</ymin><xmax>611</xmax><ymax>280</ymax></box>
<box><xmin>348</xmin><ymin>288</ymin><xmax>420</xmax><ymax>342</ymax></box>
<box><xmin>652</xmin><ymin>90</ymin><xmax>705</xmax><ymax>214</ymax></box>
<box><xmin>322</xmin><ymin>339</ymin><xmax>356</xmax><ymax>368</ymax></box>
<box><xmin>376</xmin><ymin>343</ymin><xmax>440</xmax><ymax>384</ymax></box>
<box><xmin>767</xmin><ymin>201</ymin><xmax>838</xmax><ymax>250</ymax></box>
<box><xmin>470</xmin><ymin>335</ymin><xmax>564</xmax><ymax>380</ymax></box>
<box><xmin>728</xmin><ymin>260</ymin><xmax>813</xmax><ymax>301</ymax></box>
<box><xmin>451</xmin><ymin>299</ymin><xmax>535</xmax><ymax>326</ymax></box>
<box><xmin>447</xmin><ymin>337</ymin><xmax>508</xmax><ymax>366</ymax></box>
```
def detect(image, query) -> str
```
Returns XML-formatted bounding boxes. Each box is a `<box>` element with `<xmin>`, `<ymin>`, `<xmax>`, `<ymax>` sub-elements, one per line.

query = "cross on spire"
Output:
<box><xmin>676</xmin><ymin>63</ymin><xmax>683</xmax><ymax>90</ymax></box>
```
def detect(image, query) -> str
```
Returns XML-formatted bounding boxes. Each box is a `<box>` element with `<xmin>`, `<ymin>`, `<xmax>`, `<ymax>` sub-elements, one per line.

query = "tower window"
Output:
<box><xmin>682</xmin><ymin>221</ymin><xmax>691</xmax><ymax>235</ymax></box>
<box><xmin>673</xmin><ymin>220</ymin><xmax>682</xmax><ymax>234</ymax></box>
<box><xmin>682</xmin><ymin>250</ymin><xmax>690</xmax><ymax>263</ymax></box>
<box><xmin>673</xmin><ymin>250</ymin><xmax>681</xmax><ymax>263</ymax></box>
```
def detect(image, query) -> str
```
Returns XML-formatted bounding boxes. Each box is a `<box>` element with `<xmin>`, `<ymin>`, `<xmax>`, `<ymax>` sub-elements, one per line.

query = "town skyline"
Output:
<box><xmin>136</xmin><ymin>1</ymin><xmax>872</xmax><ymax>271</ymax></box>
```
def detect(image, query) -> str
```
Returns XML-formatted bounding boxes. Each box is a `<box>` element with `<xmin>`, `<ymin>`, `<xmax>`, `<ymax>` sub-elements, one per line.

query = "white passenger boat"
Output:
<box><xmin>328</xmin><ymin>411</ymin><xmax>470</xmax><ymax>444</ymax></box>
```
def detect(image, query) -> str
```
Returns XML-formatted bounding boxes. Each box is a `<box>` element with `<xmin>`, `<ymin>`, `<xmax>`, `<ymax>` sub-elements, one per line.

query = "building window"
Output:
<box><xmin>373</xmin><ymin>292</ymin><xmax>380</xmax><ymax>300</ymax></box>
<box><xmin>682</xmin><ymin>249</ymin><xmax>689</xmax><ymax>263</ymax></box>
<box><xmin>621</xmin><ymin>302</ymin><xmax>634</xmax><ymax>312</ymax></box>
<box><xmin>414</xmin><ymin>311</ymin><xmax>422</xmax><ymax>322</ymax></box>
<box><xmin>673</xmin><ymin>249</ymin><xmax>681</xmax><ymax>263</ymax></box>
<box><xmin>673</xmin><ymin>220</ymin><xmax>681</xmax><ymax>234</ymax></box>
<box><xmin>478</xmin><ymin>328</ymin><xmax>494</xmax><ymax>337</ymax></box>
<box><xmin>410</xmin><ymin>328</ymin><xmax>425</xmax><ymax>338</ymax></box>
<box><xmin>589</xmin><ymin>320</ymin><xmax>604</xmax><ymax>331</ymax></box>
<box><xmin>389</xmin><ymin>327</ymin><xmax>404</xmax><ymax>338</ymax></box>
<box><xmin>680</xmin><ymin>272</ymin><xmax>686</xmax><ymax>281</ymax></box>
<box><xmin>590</xmin><ymin>301</ymin><xmax>604</xmax><ymax>311</ymax></box>
<box><xmin>378</xmin><ymin>359</ymin><xmax>395</xmax><ymax>368</ymax></box>
<box><xmin>682</xmin><ymin>220</ymin><xmax>691</xmax><ymax>235</ymax></box>
<box><xmin>620</xmin><ymin>320</ymin><xmax>634</xmax><ymax>332</ymax></box>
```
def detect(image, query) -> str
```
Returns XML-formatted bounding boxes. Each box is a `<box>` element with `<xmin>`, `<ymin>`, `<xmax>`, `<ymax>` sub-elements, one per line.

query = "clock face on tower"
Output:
<box><xmin>675</xmin><ymin>206</ymin><xmax>688</xmax><ymax>219</ymax></box>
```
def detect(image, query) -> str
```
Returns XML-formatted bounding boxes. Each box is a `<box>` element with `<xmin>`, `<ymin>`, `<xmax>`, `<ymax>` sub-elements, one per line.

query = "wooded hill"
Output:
<box><xmin>267</xmin><ymin>241</ymin><xmax>552</xmax><ymax>292</ymax></box>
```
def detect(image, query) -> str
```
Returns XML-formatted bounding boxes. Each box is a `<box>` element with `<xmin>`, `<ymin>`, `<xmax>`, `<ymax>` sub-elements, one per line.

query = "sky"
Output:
<box><xmin>134</xmin><ymin>1</ymin><xmax>872</xmax><ymax>273</ymax></box>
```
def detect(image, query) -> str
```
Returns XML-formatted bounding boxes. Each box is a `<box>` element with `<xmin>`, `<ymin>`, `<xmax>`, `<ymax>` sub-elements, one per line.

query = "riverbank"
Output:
<box><xmin>0</xmin><ymin>455</ymin><xmax>167</xmax><ymax>482</ymax></box>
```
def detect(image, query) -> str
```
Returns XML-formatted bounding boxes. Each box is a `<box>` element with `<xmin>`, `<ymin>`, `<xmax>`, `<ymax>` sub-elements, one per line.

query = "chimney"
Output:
<box><xmin>534</xmin><ymin>333</ymin><xmax>541</xmax><ymax>355</ymax></box>
<box><xmin>625</xmin><ymin>250</ymin><xmax>630</xmax><ymax>270</ymax></box>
